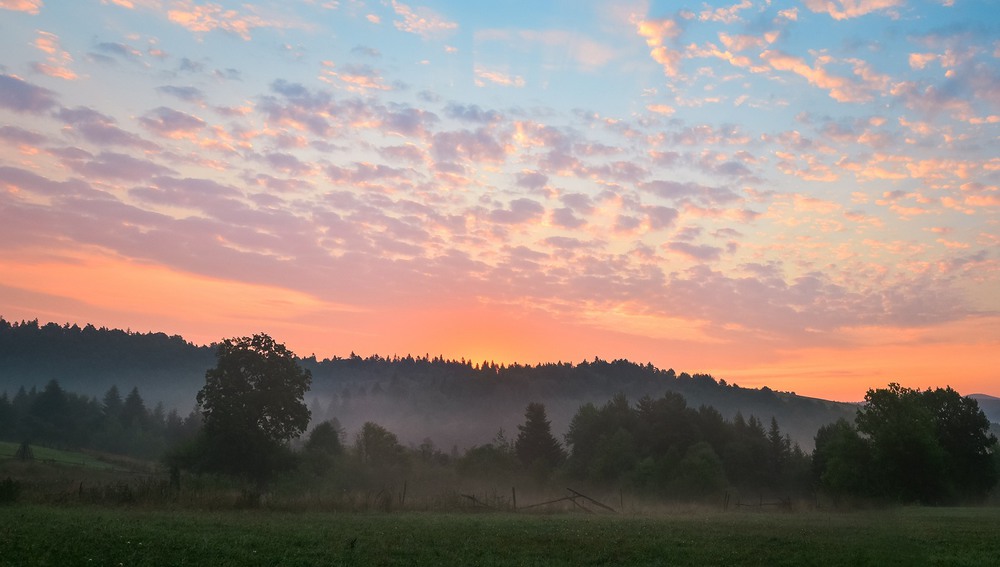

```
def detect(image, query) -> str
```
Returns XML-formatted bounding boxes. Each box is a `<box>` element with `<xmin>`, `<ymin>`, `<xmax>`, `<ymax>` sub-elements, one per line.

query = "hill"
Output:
<box><xmin>0</xmin><ymin>318</ymin><xmax>857</xmax><ymax>449</ymax></box>
<box><xmin>970</xmin><ymin>394</ymin><xmax>1000</xmax><ymax>424</ymax></box>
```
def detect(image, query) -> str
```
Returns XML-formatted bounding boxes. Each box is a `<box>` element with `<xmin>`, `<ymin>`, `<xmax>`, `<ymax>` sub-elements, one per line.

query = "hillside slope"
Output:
<box><xmin>1</xmin><ymin>318</ymin><xmax>858</xmax><ymax>449</ymax></box>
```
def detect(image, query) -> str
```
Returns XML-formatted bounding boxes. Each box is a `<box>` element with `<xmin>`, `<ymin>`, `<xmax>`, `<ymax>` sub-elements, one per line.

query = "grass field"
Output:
<box><xmin>1</xmin><ymin>504</ymin><xmax>997</xmax><ymax>566</ymax></box>
<box><xmin>0</xmin><ymin>441</ymin><xmax>113</xmax><ymax>470</ymax></box>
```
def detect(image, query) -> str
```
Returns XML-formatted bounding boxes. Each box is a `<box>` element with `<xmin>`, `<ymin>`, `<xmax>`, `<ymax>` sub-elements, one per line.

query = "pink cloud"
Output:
<box><xmin>0</xmin><ymin>0</ymin><xmax>41</xmax><ymax>14</ymax></box>
<box><xmin>391</xmin><ymin>0</ymin><xmax>457</xmax><ymax>39</ymax></box>
<box><xmin>431</xmin><ymin>128</ymin><xmax>508</xmax><ymax>164</ymax></box>
<box><xmin>0</xmin><ymin>125</ymin><xmax>46</xmax><ymax>147</ymax></box>
<box><xmin>319</xmin><ymin>61</ymin><xmax>392</xmax><ymax>92</ymax></box>
<box><xmin>166</xmin><ymin>1</ymin><xmax>303</xmax><ymax>40</ymax></box>
<box><xmin>139</xmin><ymin>106</ymin><xmax>206</xmax><ymax>138</ymax></box>
<box><xmin>698</xmin><ymin>0</ymin><xmax>753</xmax><ymax>23</ymax></box>
<box><xmin>474</xmin><ymin>67</ymin><xmax>525</xmax><ymax>88</ymax></box>
<box><xmin>59</xmin><ymin>150</ymin><xmax>175</xmax><ymax>182</ymax></box>
<box><xmin>635</xmin><ymin>17</ymin><xmax>683</xmax><ymax>77</ymax></box>
<box><xmin>489</xmin><ymin>198</ymin><xmax>544</xmax><ymax>225</ymax></box>
<box><xmin>31</xmin><ymin>31</ymin><xmax>77</xmax><ymax>79</ymax></box>
<box><xmin>56</xmin><ymin>106</ymin><xmax>159</xmax><ymax>150</ymax></box>
<box><xmin>760</xmin><ymin>50</ymin><xmax>873</xmax><ymax>103</ymax></box>
<box><xmin>802</xmin><ymin>0</ymin><xmax>904</xmax><ymax>20</ymax></box>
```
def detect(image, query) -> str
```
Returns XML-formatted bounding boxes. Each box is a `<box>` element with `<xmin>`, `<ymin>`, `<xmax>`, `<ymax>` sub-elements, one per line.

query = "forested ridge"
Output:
<box><xmin>1</xmin><ymin>322</ymin><xmax>997</xmax><ymax>506</ymax></box>
<box><xmin>0</xmin><ymin>318</ymin><xmax>860</xmax><ymax>449</ymax></box>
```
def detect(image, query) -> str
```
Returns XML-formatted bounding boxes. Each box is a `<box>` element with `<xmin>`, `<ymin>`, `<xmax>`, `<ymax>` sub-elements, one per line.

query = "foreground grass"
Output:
<box><xmin>1</xmin><ymin>505</ymin><xmax>998</xmax><ymax>566</ymax></box>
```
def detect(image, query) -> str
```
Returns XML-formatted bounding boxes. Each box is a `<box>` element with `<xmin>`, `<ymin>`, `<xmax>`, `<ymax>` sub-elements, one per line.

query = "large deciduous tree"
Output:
<box><xmin>814</xmin><ymin>383</ymin><xmax>997</xmax><ymax>504</ymax></box>
<box><xmin>190</xmin><ymin>333</ymin><xmax>311</xmax><ymax>485</ymax></box>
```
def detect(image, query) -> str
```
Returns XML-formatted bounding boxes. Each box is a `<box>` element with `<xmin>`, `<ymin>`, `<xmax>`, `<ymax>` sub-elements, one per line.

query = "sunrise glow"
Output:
<box><xmin>0</xmin><ymin>0</ymin><xmax>997</xmax><ymax>401</ymax></box>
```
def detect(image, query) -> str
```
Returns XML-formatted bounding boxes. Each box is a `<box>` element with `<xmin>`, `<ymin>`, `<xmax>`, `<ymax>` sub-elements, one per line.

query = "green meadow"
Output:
<box><xmin>0</xmin><ymin>441</ymin><xmax>113</xmax><ymax>470</ymax></box>
<box><xmin>1</xmin><ymin>504</ymin><xmax>998</xmax><ymax>566</ymax></box>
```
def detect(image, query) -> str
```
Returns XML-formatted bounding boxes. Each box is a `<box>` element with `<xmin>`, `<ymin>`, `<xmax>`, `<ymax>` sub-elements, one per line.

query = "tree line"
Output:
<box><xmin>0</xmin><ymin>380</ymin><xmax>199</xmax><ymax>460</ymax></box>
<box><xmin>0</xmin><ymin>317</ymin><xmax>857</xmax><ymax>451</ymax></box>
<box><xmin>169</xmin><ymin>334</ymin><xmax>998</xmax><ymax>505</ymax></box>
<box><xmin>2</xmin><ymin>330</ymin><xmax>997</xmax><ymax>505</ymax></box>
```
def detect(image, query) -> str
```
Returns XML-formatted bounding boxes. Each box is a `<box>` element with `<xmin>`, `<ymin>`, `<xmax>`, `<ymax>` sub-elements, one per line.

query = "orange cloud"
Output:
<box><xmin>0</xmin><ymin>0</ymin><xmax>42</xmax><ymax>14</ymax></box>
<box><xmin>761</xmin><ymin>50</ymin><xmax>871</xmax><ymax>103</ymax></box>
<box><xmin>635</xmin><ymin>17</ymin><xmax>683</xmax><ymax>77</ymax></box>
<box><xmin>390</xmin><ymin>0</ymin><xmax>457</xmax><ymax>39</ymax></box>
<box><xmin>474</xmin><ymin>67</ymin><xmax>525</xmax><ymax>88</ymax></box>
<box><xmin>32</xmin><ymin>31</ymin><xmax>77</xmax><ymax>80</ymax></box>
<box><xmin>166</xmin><ymin>1</ymin><xmax>302</xmax><ymax>40</ymax></box>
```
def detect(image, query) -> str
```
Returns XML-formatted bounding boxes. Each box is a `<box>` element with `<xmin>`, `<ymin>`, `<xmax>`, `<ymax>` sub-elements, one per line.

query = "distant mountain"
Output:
<box><xmin>970</xmin><ymin>394</ymin><xmax>1000</xmax><ymax>424</ymax></box>
<box><xmin>0</xmin><ymin>318</ymin><xmax>859</xmax><ymax>449</ymax></box>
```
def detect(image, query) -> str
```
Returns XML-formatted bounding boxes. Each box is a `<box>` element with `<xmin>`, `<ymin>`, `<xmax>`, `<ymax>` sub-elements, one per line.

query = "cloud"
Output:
<box><xmin>474</xmin><ymin>67</ymin><xmax>525</xmax><ymax>88</ymax></box>
<box><xmin>264</xmin><ymin>152</ymin><xmax>314</xmax><ymax>177</ymax></box>
<box><xmin>0</xmin><ymin>125</ymin><xmax>46</xmax><ymax>146</ymax></box>
<box><xmin>31</xmin><ymin>30</ymin><xmax>77</xmax><ymax>80</ymax></box>
<box><xmin>166</xmin><ymin>1</ymin><xmax>304</xmax><ymax>40</ymax></box>
<box><xmin>59</xmin><ymin>150</ymin><xmax>175</xmax><ymax>182</ymax></box>
<box><xmin>698</xmin><ymin>0</ymin><xmax>753</xmax><ymax>23</ymax></box>
<box><xmin>131</xmin><ymin>176</ymin><xmax>242</xmax><ymax>214</ymax></box>
<box><xmin>551</xmin><ymin>207</ymin><xmax>585</xmax><ymax>229</ymax></box>
<box><xmin>640</xmin><ymin>180</ymin><xmax>742</xmax><ymax>207</ymax></box>
<box><xmin>319</xmin><ymin>61</ymin><xmax>392</xmax><ymax>92</ymax></box>
<box><xmin>646</xmin><ymin>104</ymin><xmax>675</xmax><ymax>115</ymax></box>
<box><xmin>431</xmin><ymin>128</ymin><xmax>507</xmax><ymax>164</ymax></box>
<box><xmin>490</xmin><ymin>198</ymin><xmax>544</xmax><ymax>224</ymax></box>
<box><xmin>56</xmin><ymin>106</ymin><xmax>158</xmax><ymax>149</ymax></box>
<box><xmin>391</xmin><ymin>0</ymin><xmax>457</xmax><ymax>39</ymax></box>
<box><xmin>635</xmin><ymin>16</ymin><xmax>683</xmax><ymax>77</ymax></box>
<box><xmin>0</xmin><ymin>0</ymin><xmax>41</xmax><ymax>14</ymax></box>
<box><xmin>0</xmin><ymin>73</ymin><xmax>58</xmax><ymax>113</ymax></box>
<box><xmin>760</xmin><ymin>50</ymin><xmax>874</xmax><ymax>103</ymax></box>
<box><xmin>156</xmin><ymin>85</ymin><xmax>205</xmax><ymax>102</ymax></box>
<box><xmin>644</xmin><ymin>206</ymin><xmax>679</xmax><ymax>230</ymax></box>
<box><xmin>139</xmin><ymin>106</ymin><xmax>206</xmax><ymax>139</ymax></box>
<box><xmin>351</xmin><ymin>45</ymin><xmax>381</xmax><ymax>58</ymax></box>
<box><xmin>444</xmin><ymin>103</ymin><xmax>503</xmax><ymax>124</ymax></box>
<box><xmin>0</xmin><ymin>165</ymin><xmax>95</xmax><ymax>199</ymax></box>
<box><xmin>666</xmin><ymin>242</ymin><xmax>724</xmax><ymax>262</ymax></box>
<box><xmin>803</xmin><ymin>0</ymin><xmax>904</xmax><ymax>20</ymax></box>
<box><xmin>516</xmin><ymin>170</ymin><xmax>548</xmax><ymax>191</ymax></box>
<box><xmin>94</xmin><ymin>41</ymin><xmax>144</xmax><ymax>62</ymax></box>
<box><xmin>326</xmin><ymin>162</ymin><xmax>412</xmax><ymax>186</ymax></box>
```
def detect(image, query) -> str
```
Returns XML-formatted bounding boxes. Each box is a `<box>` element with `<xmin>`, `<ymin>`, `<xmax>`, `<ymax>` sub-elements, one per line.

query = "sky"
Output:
<box><xmin>0</xmin><ymin>0</ymin><xmax>997</xmax><ymax>402</ymax></box>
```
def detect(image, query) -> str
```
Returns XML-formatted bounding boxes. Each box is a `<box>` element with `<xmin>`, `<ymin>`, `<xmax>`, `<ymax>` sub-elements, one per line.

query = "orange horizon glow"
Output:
<box><xmin>1</xmin><ymin>2</ymin><xmax>997</xmax><ymax>407</ymax></box>
<box><xmin>2</xmin><ymin>251</ymin><xmax>997</xmax><ymax>403</ymax></box>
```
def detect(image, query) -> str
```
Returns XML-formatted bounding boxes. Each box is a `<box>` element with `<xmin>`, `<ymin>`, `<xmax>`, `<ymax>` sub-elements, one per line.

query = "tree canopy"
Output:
<box><xmin>188</xmin><ymin>334</ymin><xmax>312</xmax><ymax>484</ymax></box>
<box><xmin>814</xmin><ymin>383</ymin><xmax>998</xmax><ymax>504</ymax></box>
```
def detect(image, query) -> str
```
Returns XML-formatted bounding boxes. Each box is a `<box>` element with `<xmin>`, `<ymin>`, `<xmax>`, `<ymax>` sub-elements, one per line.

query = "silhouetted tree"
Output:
<box><xmin>306</xmin><ymin>419</ymin><xmax>345</xmax><ymax>456</ymax></box>
<box><xmin>813</xmin><ymin>418</ymin><xmax>871</xmax><ymax>499</ymax></box>
<box><xmin>121</xmin><ymin>387</ymin><xmax>147</xmax><ymax>428</ymax></box>
<box><xmin>354</xmin><ymin>421</ymin><xmax>406</xmax><ymax>469</ymax></box>
<box><xmin>0</xmin><ymin>392</ymin><xmax>12</xmax><ymax>436</ymax></box>
<box><xmin>102</xmin><ymin>385</ymin><xmax>123</xmax><ymax>420</ymax></box>
<box><xmin>515</xmin><ymin>402</ymin><xmax>565</xmax><ymax>478</ymax></box>
<box><xmin>814</xmin><ymin>384</ymin><xmax>998</xmax><ymax>504</ymax></box>
<box><xmin>185</xmin><ymin>334</ymin><xmax>312</xmax><ymax>485</ymax></box>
